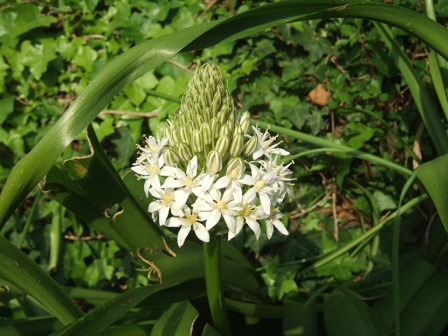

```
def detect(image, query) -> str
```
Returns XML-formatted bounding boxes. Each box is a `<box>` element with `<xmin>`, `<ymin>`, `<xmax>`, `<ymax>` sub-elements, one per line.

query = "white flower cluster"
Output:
<box><xmin>132</xmin><ymin>64</ymin><xmax>293</xmax><ymax>247</ymax></box>
<box><xmin>132</xmin><ymin>127</ymin><xmax>293</xmax><ymax>247</ymax></box>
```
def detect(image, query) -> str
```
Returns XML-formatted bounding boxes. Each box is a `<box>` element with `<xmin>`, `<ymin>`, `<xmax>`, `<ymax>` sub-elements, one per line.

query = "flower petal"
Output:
<box><xmin>272</xmin><ymin>218</ymin><xmax>289</xmax><ymax>236</ymax></box>
<box><xmin>206</xmin><ymin>209</ymin><xmax>221</xmax><ymax>230</ymax></box>
<box><xmin>259</xmin><ymin>193</ymin><xmax>271</xmax><ymax>214</ymax></box>
<box><xmin>193</xmin><ymin>223</ymin><xmax>210</xmax><ymax>243</ymax></box>
<box><xmin>246</xmin><ymin>219</ymin><xmax>261</xmax><ymax>240</ymax></box>
<box><xmin>177</xmin><ymin>226</ymin><xmax>191</xmax><ymax>247</ymax></box>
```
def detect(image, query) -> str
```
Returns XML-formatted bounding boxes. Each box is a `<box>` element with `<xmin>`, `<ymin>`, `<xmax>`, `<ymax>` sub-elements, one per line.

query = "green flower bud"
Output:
<box><xmin>194</xmin><ymin>114</ymin><xmax>205</xmax><ymax>129</ymax></box>
<box><xmin>210</xmin><ymin>117</ymin><xmax>220</xmax><ymax>139</ymax></box>
<box><xmin>207</xmin><ymin>150</ymin><xmax>222</xmax><ymax>173</ymax></box>
<box><xmin>203</xmin><ymin>107</ymin><xmax>212</xmax><ymax>122</ymax></box>
<box><xmin>229</xmin><ymin>133</ymin><xmax>244</xmax><ymax>158</ymax></box>
<box><xmin>211</xmin><ymin>93</ymin><xmax>221</xmax><ymax>117</ymax></box>
<box><xmin>163</xmin><ymin>148</ymin><xmax>179</xmax><ymax>166</ymax></box>
<box><xmin>239</xmin><ymin>111</ymin><xmax>251</xmax><ymax>134</ymax></box>
<box><xmin>179</xmin><ymin>125</ymin><xmax>189</xmax><ymax>144</ymax></box>
<box><xmin>165</xmin><ymin>124</ymin><xmax>176</xmax><ymax>147</ymax></box>
<box><xmin>242</xmin><ymin>135</ymin><xmax>258</xmax><ymax>157</ymax></box>
<box><xmin>218</xmin><ymin>109</ymin><xmax>227</xmax><ymax>125</ymax></box>
<box><xmin>226</xmin><ymin>119</ymin><xmax>235</xmax><ymax>135</ymax></box>
<box><xmin>220</xmin><ymin>124</ymin><xmax>231</xmax><ymax>138</ymax></box>
<box><xmin>192</xmin><ymin>130</ymin><xmax>203</xmax><ymax>154</ymax></box>
<box><xmin>177</xmin><ymin>143</ymin><xmax>193</xmax><ymax>162</ymax></box>
<box><xmin>201</xmin><ymin>122</ymin><xmax>212</xmax><ymax>146</ymax></box>
<box><xmin>215</xmin><ymin>135</ymin><xmax>230</xmax><ymax>157</ymax></box>
<box><xmin>171</xmin><ymin>129</ymin><xmax>181</xmax><ymax>145</ymax></box>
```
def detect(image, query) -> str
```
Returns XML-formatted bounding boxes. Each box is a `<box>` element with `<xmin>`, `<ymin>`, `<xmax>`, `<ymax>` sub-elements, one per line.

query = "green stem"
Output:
<box><xmin>203</xmin><ymin>235</ymin><xmax>231</xmax><ymax>336</ymax></box>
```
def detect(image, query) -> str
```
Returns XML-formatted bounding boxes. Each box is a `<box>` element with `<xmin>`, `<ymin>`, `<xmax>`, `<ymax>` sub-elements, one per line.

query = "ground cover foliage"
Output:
<box><xmin>1</xmin><ymin>0</ymin><xmax>448</xmax><ymax>335</ymax></box>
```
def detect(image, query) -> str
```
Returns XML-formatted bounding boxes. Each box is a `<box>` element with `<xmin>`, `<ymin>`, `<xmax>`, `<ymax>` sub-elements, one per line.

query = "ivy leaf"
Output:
<box><xmin>373</xmin><ymin>190</ymin><xmax>397</xmax><ymax>212</ymax></box>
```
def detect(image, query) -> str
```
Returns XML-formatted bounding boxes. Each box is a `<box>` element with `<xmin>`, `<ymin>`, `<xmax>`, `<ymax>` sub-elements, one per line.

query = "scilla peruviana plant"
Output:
<box><xmin>132</xmin><ymin>63</ymin><xmax>293</xmax><ymax>246</ymax></box>
<box><xmin>132</xmin><ymin>63</ymin><xmax>293</xmax><ymax>335</ymax></box>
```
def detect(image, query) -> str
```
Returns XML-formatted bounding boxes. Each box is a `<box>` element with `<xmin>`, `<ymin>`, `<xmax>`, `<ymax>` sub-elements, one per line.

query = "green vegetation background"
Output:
<box><xmin>1</xmin><ymin>0</ymin><xmax>447</xmax><ymax>334</ymax></box>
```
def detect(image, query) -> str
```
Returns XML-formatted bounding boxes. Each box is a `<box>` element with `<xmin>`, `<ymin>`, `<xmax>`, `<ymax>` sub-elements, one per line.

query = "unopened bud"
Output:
<box><xmin>210</xmin><ymin>117</ymin><xmax>220</xmax><ymax>139</ymax></box>
<box><xmin>163</xmin><ymin>148</ymin><xmax>179</xmax><ymax>166</ymax></box>
<box><xmin>220</xmin><ymin>124</ymin><xmax>231</xmax><ymax>138</ymax></box>
<box><xmin>218</xmin><ymin>110</ymin><xmax>227</xmax><ymax>125</ymax></box>
<box><xmin>239</xmin><ymin>111</ymin><xmax>251</xmax><ymax>134</ymax></box>
<box><xmin>215</xmin><ymin>134</ymin><xmax>230</xmax><ymax>157</ymax></box>
<box><xmin>229</xmin><ymin>133</ymin><xmax>244</xmax><ymax>158</ymax></box>
<box><xmin>242</xmin><ymin>135</ymin><xmax>258</xmax><ymax>157</ymax></box>
<box><xmin>177</xmin><ymin>143</ymin><xmax>192</xmax><ymax>162</ymax></box>
<box><xmin>211</xmin><ymin>93</ymin><xmax>222</xmax><ymax>117</ymax></box>
<box><xmin>179</xmin><ymin>125</ymin><xmax>189</xmax><ymax>144</ymax></box>
<box><xmin>203</xmin><ymin>107</ymin><xmax>212</xmax><ymax>122</ymax></box>
<box><xmin>192</xmin><ymin>130</ymin><xmax>203</xmax><ymax>154</ymax></box>
<box><xmin>201</xmin><ymin>122</ymin><xmax>212</xmax><ymax>145</ymax></box>
<box><xmin>207</xmin><ymin>150</ymin><xmax>222</xmax><ymax>173</ymax></box>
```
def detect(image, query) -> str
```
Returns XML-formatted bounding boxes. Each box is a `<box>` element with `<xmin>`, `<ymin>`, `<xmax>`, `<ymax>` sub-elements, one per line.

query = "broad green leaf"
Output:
<box><xmin>150</xmin><ymin>301</ymin><xmax>199</xmax><ymax>336</ymax></box>
<box><xmin>324</xmin><ymin>287</ymin><xmax>386</xmax><ymax>336</ymax></box>
<box><xmin>373</xmin><ymin>190</ymin><xmax>397</xmax><ymax>213</ymax></box>
<box><xmin>371</xmin><ymin>258</ymin><xmax>437</xmax><ymax>334</ymax></box>
<box><xmin>0</xmin><ymin>317</ymin><xmax>62</xmax><ymax>336</ymax></box>
<box><xmin>0</xmin><ymin>93</ymin><xmax>14</xmax><ymax>126</ymax></box>
<box><xmin>50</xmin><ymin>281</ymin><xmax>181</xmax><ymax>336</ymax></box>
<box><xmin>401</xmin><ymin>274</ymin><xmax>448</xmax><ymax>336</ymax></box>
<box><xmin>417</xmin><ymin>153</ymin><xmax>448</xmax><ymax>232</ymax></box>
<box><xmin>283</xmin><ymin>300</ymin><xmax>317</xmax><ymax>336</ymax></box>
<box><xmin>42</xmin><ymin>126</ymin><xmax>165</xmax><ymax>253</ymax></box>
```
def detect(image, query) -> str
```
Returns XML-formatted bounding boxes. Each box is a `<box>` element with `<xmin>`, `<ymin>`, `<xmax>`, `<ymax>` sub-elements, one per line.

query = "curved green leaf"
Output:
<box><xmin>401</xmin><ymin>274</ymin><xmax>448</xmax><ymax>336</ymax></box>
<box><xmin>50</xmin><ymin>281</ymin><xmax>180</xmax><ymax>336</ymax></box>
<box><xmin>371</xmin><ymin>258</ymin><xmax>437</xmax><ymax>334</ymax></box>
<box><xmin>324</xmin><ymin>287</ymin><xmax>386</xmax><ymax>336</ymax></box>
<box><xmin>150</xmin><ymin>301</ymin><xmax>199</xmax><ymax>336</ymax></box>
<box><xmin>0</xmin><ymin>235</ymin><xmax>83</xmax><ymax>324</ymax></box>
<box><xmin>254</xmin><ymin>120</ymin><xmax>412</xmax><ymax>176</ymax></box>
<box><xmin>417</xmin><ymin>154</ymin><xmax>448</xmax><ymax>232</ymax></box>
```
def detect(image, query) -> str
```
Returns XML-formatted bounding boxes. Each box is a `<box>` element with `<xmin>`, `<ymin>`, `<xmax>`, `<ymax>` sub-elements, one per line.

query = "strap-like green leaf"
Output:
<box><xmin>50</xmin><ymin>281</ymin><xmax>180</xmax><ymax>336</ymax></box>
<box><xmin>150</xmin><ymin>301</ymin><xmax>199</xmax><ymax>336</ymax></box>
<box><xmin>0</xmin><ymin>235</ymin><xmax>83</xmax><ymax>324</ymax></box>
<box><xmin>324</xmin><ymin>287</ymin><xmax>387</xmax><ymax>336</ymax></box>
<box><xmin>417</xmin><ymin>154</ymin><xmax>448</xmax><ymax>232</ymax></box>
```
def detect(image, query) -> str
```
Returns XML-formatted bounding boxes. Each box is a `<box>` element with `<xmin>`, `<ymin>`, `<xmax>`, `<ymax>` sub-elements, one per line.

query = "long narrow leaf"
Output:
<box><xmin>0</xmin><ymin>235</ymin><xmax>83</xmax><ymax>324</ymax></box>
<box><xmin>254</xmin><ymin>120</ymin><xmax>412</xmax><ymax>176</ymax></box>
<box><xmin>417</xmin><ymin>154</ymin><xmax>448</xmax><ymax>232</ymax></box>
<box><xmin>374</xmin><ymin>22</ymin><xmax>448</xmax><ymax>155</ymax></box>
<box><xmin>50</xmin><ymin>281</ymin><xmax>181</xmax><ymax>336</ymax></box>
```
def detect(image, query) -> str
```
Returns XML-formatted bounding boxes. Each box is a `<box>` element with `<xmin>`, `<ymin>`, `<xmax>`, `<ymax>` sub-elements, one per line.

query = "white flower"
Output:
<box><xmin>261</xmin><ymin>159</ymin><xmax>294</xmax><ymax>203</ymax></box>
<box><xmin>214</xmin><ymin>157</ymin><xmax>251</xmax><ymax>190</ymax></box>
<box><xmin>243</xmin><ymin>163</ymin><xmax>277</xmax><ymax>214</ymax></box>
<box><xmin>193</xmin><ymin>186</ymin><xmax>242</xmax><ymax>233</ymax></box>
<box><xmin>166</xmin><ymin>207</ymin><xmax>210</xmax><ymax>247</ymax></box>
<box><xmin>131</xmin><ymin>154</ymin><xmax>165</xmax><ymax>197</ymax></box>
<box><xmin>147</xmin><ymin>187</ymin><xmax>180</xmax><ymax>226</ymax></box>
<box><xmin>160</xmin><ymin>156</ymin><xmax>207</xmax><ymax>208</ymax></box>
<box><xmin>230</xmin><ymin>202</ymin><xmax>267</xmax><ymax>241</ymax></box>
<box><xmin>140</xmin><ymin>135</ymin><xmax>168</xmax><ymax>157</ymax></box>
<box><xmin>251</xmin><ymin>126</ymin><xmax>290</xmax><ymax>160</ymax></box>
<box><xmin>265</xmin><ymin>208</ymin><xmax>289</xmax><ymax>239</ymax></box>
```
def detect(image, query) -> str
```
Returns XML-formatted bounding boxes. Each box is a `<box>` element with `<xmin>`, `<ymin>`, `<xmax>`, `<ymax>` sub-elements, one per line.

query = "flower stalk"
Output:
<box><xmin>203</xmin><ymin>235</ymin><xmax>231</xmax><ymax>336</ymax></box>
